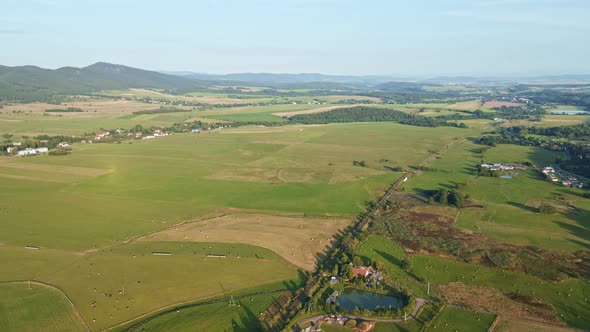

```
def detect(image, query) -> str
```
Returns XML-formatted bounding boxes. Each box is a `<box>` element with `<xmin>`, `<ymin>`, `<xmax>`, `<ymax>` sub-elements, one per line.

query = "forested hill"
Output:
<box><xmin>0</xmin><ymin>62</ymin><xmax>205</xmax><ymax>102</ymax></box>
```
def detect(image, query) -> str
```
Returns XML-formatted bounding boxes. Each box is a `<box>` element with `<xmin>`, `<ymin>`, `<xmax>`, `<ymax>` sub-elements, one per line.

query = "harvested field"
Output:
<box><xmin>0</xmin><ymin>159</ymin><xmax>111</xmax><ymax>177</ymax></box>
<box><xmin>448</xmin><ymin>101</ymin><xmax>484</xmax><ymax>110</ymax></box>
<box><xmin>1</xmin><ymin>99</ymin><xmax>187</xmax><ymax>116</ymax></box>
<box><xmin>138</xmin><ymin>213</ymin><xmax>351</xmax><ymax>270</ymax></box>
<box><xmin>483</xmin><ymin>101</ymin><xmax>523</xmax><ymax>108</ymax></box>
<box><xmin>272</xmin><ymin>105</ymin><xmax>348</xmax><ymax>117</ymax></box>
<box><xmin>439</xmin><ymin>283</ymin><xmax>563</xmax><ymax>325</ymax></box>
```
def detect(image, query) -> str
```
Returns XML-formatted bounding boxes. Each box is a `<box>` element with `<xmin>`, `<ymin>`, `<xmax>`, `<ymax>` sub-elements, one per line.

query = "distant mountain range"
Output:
<box><xmin>0</xmin><ymin>62</ymin><xmax>205</xmax><ymax>101</ymax></box>
<box><xmin>1</xmin><ymin>62</ymin><xmax>590</xmax><ymax>102</ymax></box>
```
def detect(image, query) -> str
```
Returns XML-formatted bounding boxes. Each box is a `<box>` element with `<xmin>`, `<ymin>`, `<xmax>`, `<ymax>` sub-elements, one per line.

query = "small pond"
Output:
<box><xmin>550</xmin><ymin>109</ymin><xmax>590</xmax><ymax>115</ymax></box>
<box><xmin>336</xmin><ymin>288</ymin><xmax>407</xmax><ymax>311</ymax></box>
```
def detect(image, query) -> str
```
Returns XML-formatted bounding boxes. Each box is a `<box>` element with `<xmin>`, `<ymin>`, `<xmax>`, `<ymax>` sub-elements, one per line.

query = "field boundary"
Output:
<box><xmin>105</xmin><ymin>286</ymin><xmax>290</xmax><ymax>332</ymax></box>
<box><xmin>0</xmin><ymin>280</ymin><xmax>91</xmax><ymax>332</ymax></box>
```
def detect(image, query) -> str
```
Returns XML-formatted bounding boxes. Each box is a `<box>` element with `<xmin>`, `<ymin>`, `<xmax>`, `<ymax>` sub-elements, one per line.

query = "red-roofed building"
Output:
<box><xmin>352</xmin><ymin>267</ymin><xmax>369</xmax><ymax>278</ymax></box>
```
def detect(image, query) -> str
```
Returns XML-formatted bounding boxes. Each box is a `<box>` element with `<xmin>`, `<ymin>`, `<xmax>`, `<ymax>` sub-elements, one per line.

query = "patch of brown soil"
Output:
<box><xmin>439</xmin><ymin>283</ymin><xmax>563</xmax><ymax>326</ymax></box>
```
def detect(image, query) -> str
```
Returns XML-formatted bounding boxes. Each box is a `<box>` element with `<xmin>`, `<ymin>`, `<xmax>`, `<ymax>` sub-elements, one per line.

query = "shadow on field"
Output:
<box><xmin>506</xmin><ymin>201</ymin><xmax>538</xmax><ymax>213</ymax></box>
<box><xmin>232</xmin><ymin>304</ymin><xmax>262</xmax><ymax>332</ymax></box>
<box><xmin>374</xmin><ymin>250</ymin><xmax>422</xmax><ymax>281</ymax></box>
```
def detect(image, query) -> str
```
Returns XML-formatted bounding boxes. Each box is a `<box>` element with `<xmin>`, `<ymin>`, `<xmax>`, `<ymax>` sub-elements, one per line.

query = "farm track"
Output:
<box><xmin>0</xmin><ymin>280</ymin><xmax>91</xmax><ymax>332</ymax></box>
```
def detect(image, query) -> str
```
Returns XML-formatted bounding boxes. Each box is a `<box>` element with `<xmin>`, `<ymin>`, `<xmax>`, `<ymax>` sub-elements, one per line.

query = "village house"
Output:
<box><xmin>58</xmin><ymin>142</ymin><xmax>70</xmax><ymax>148</ymax></box>
<box><xmin>12</xmin><ymin>142</ymin><xmax>21</xmax><ymax>146</ymax></box>
<box><xmin>542</xmin><ymin>167</ymin><xmax>555</xmax><ymax>174</ymax></box>
<box><xmin>17</xmin><ymin>147</ymin><xmax>49</xmax><ymax>156</ymax></box>
<box><xmin>6</xmin><ymin>146</ymin><xmax>15</xmax><ymax>153</ymax></box>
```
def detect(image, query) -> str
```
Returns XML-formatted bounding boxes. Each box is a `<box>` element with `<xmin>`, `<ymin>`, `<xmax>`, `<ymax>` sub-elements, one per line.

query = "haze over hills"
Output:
<box><xmin>2</xmin><ymin>62</ymin><xmax>590</xmax><ymax>102</ymax></box>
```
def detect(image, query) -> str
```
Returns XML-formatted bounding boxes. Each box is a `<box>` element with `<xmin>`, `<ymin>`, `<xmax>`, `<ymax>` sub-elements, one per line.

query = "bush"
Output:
<box><xmin>345</xmin><ymin>319</ymin><xmax>357</xmax><ymax>328</ymax></box>
<box><xmin>538</xmin><ymin>203</ymin><xmax>557</xmax><ymax>214</ymax></box>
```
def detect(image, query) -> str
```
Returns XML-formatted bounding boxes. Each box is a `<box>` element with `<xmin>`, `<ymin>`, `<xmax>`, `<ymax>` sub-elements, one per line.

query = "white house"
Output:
<box><xmin>17</xmin><ymin>148</ymin><xmax>37</xmax><ymax>156</ymax></box>
<box><xmin>6</xmin><ymin>146</ymin><xmax>15</xmax><ymax>153</ymax></box>
<box><xmin>35</xmin><ymin>147</ymin><xmax>48</xmax><ymax>153</ymax></box>
<box><xmin>58</xmin><ymin>142</ymin><xmax>70</xmax><ymax>148</ymax></box>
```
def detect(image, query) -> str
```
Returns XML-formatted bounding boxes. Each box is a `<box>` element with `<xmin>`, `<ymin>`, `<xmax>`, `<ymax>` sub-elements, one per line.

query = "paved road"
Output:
<box><xmin>296</xmin><ymin>298</ymin><xmax>428</xmax><ymax>329</ymax></box>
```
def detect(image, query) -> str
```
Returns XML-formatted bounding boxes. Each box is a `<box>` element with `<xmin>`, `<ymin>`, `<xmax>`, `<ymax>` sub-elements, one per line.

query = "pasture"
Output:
<box><xmin>425</xmin><ymin>306</ymin><xmax>495</xmax><ymax>332</ymax></box>
<box><xmin>40</xmin><ymin>242</ymin><xmax>299</xmax><ymax>331</ymax></box>
<box><xmin>405</xmin><ymin>140</ymin><xmax>590</xmax><ymax>251</ymax></box>
<box><xmin>0</xmin><ymin>283</ymin><xmax>87</xmax><ymax>332</ymax></box>
<box><xmin>115</xmin><ymin>290</ymin><xmax>277</xmax><ymax>332</ymax></box>
<box><xmin>0</xmin><ymin>122</ymin><xmax>474</xmax><ymax>330</ymax></box>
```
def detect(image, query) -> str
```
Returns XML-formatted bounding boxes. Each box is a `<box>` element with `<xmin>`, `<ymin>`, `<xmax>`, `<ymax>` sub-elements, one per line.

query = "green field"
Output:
<box><xmin>425</xmin><ymin>306</ymin><xmax>495</xmax><ymax>332</ymax></box>
<box><xmin>0</xmin><ymin>283</ymin><xmax>87</xmax><ymax>332</ymax></box>
<box><xmin>120</xmin><ymin>292</ymin><xmax>272</xmax><ymax>332</ymax></box>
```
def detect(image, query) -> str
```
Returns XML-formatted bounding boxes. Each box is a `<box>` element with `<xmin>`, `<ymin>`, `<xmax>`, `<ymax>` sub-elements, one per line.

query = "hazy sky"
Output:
<box><xmin>1</xmin><ymin>0</ymin><xmax>589</xmax><ymax>76</ymax></box>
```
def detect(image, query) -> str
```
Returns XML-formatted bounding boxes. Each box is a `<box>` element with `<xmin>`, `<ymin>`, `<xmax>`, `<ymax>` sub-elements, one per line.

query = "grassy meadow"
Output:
<box><xmin>0</xmin><ymin>120</ymin><xmax>474</xmax><ymax>331</ymax></box>
<box><xmin>425</xmin><ymin>306</ymin><xmax>495</xmax><ymax>332</ymax></box>
<box><xmin>0</xmin><ymin>283</ymin><xmax>87</xmax><ymax>332</ymax></box>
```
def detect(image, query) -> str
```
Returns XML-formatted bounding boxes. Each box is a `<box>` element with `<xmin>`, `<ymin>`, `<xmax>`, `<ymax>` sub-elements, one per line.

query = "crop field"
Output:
<box><xmin>425</xmin><ymin>306</ymin><xmax>495</xmax><ymax>332</ymax></box>
<box><xmin>0</xmin><ymin>283</ymin><xmax>87</xmax><ymax>332</ymax></box>
<box><xmin>1</xmin><ymin>123</ymin><xmax>468</xmax><ymax>251</ymax></box>
<box><xmin>197</xmin><ymin>103</ymin><xmax>331</xmax><ymax>122</ymax></box>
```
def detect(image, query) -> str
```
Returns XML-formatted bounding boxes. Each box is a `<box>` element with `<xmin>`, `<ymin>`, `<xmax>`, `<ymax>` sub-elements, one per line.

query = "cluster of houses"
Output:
<box><xmin>540</xmin><ymin>142</ymin><xmax>562</xmax><ymax>151</ymax></box>
<box><xmin>94</xmin><ymin>131</ymin><xmax>111</xmax><ymax>141</ymax></box>
<box><xmin>300</xmin><ymin>315</ymin><xmax>373</xmax><ymax>332</ymax></box>
<box><xmin>542</xmin><ymin>167</ymin><xmax>583</xmax><ymax>188</ymax></box>
<box><xmin>480</xmin><ymin>163</ymin><xmax>527</xmax><ymax>172</ymax></box>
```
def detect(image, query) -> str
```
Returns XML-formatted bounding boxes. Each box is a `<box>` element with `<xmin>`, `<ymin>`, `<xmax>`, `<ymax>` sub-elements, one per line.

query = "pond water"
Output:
<box><xmin>336</xmin><ymin>288</ymin><xmax>407</xmax><ymax>311</ymax></box>
<box><xmin>550</xmin><ymin>109</ymin><xmax>590</xmax><ymax>115</ymax></box>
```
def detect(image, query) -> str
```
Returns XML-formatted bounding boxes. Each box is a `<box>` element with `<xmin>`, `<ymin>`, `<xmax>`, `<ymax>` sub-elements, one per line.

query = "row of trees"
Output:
<box><xmin>427</xmin><ymin>189</ymin><xmax>466</xmax><ymax>207</ymax></box>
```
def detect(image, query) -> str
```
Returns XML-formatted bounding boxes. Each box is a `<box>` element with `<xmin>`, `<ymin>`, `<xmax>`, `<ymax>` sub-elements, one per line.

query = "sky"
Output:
<box><xmin>1</xmin><ymin>0</ymin><xmax>589</xmax><ymax>76</ymax></box>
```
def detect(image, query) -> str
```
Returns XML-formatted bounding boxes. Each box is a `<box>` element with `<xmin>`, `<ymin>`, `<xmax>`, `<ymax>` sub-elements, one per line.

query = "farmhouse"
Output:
<box><xmin>6</xmin><ymin>146</ymin><xmax>15</xmax><ymax>153</ymax></box>
<box><xmin>58</xmin><ymin>142</ymin><xmax>70</xmax><ymax>147</ymax></box>
<box><xmin>352</xmin><ymin>267</ymin><xmax>370</xmax><ymax>278</ymax></box>
<box><xmin>12</xmin><ymin>141</ymin><xmax>21</xmax><ymax>146</ymax></box>
<box><xmin>542</xmin><ymin>167</ymin><xmax>555</xmax><ymax>174</ymax></box>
